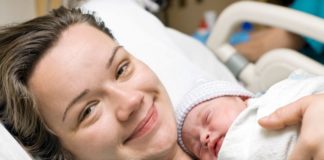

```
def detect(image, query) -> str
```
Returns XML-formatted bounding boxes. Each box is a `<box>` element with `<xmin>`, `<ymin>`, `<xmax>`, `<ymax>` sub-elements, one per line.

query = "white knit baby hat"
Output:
<box><xmin>176</xmin><ymin>79</ymin><xmax>253</xmax><ymax>156</ymax></box>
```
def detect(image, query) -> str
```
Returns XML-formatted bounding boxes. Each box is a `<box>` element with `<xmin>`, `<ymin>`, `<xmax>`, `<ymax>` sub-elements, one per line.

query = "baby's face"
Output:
<box><xmin>182</xmin><ymin>96</ymin><xmax>247</xmax><ymax>160</ymax></box>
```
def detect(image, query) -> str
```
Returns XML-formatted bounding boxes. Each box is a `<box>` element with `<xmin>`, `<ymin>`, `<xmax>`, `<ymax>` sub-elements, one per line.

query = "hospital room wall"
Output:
<box><xmin>163</xmin><ymin>0</ymin><xmax>291</xmax><ymax>35</ymax></box>
<box><xmin>0</xmin><ymin>0</ymin><xmax>61</xmax><ymax>26</ymax></box>
<box><xmin>164</xmin><ymin>0</ymin><xmax>240</xmax><ymax>35</ymax></box>
<box><xmin>0</xmin><ymin>0</ymin><xmax>36</xmax><ymax>26</ymax></box>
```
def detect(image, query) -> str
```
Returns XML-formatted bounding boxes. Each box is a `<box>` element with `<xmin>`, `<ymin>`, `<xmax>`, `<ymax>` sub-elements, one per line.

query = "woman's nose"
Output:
<box><xmin>112</xmin><ymin>87</ymin><xmax>144</xmax><ymax>122</ymax></box>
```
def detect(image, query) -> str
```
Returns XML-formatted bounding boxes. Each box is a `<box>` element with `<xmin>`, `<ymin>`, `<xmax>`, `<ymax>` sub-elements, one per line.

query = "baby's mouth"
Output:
<box><xmin>214</xmin><ymin>136</ymin><xmax>224</xmax><ymax>157</ymax></box>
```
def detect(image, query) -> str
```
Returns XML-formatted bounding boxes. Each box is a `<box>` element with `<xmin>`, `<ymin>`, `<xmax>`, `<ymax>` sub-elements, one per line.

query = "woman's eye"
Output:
<box><xmin>115</xmin><ymin>61</ymin><xmax>129</xmax><ymax>79</ymax></box>
<box><xmin>79</xmin><ymin>102</ymin><xmax>98</xmax><ymax>122</ymax></box>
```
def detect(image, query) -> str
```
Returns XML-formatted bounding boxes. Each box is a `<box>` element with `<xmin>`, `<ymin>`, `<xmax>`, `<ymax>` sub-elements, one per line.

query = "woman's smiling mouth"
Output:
<box><xmin>125</xmin><ymin>104</ymin><xmax>159</xmax><ymax>143</ymax></box>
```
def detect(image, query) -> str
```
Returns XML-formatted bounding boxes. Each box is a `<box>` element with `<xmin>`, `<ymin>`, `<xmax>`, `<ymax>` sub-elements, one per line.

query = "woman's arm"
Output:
<box><xmin>258</xmin><ymin>94</ymin><xmax>324</xmax><ymax>160</ymax></box>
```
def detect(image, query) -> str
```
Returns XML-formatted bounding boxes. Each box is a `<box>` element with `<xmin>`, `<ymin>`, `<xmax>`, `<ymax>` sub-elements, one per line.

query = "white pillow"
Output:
<box><xmin>81</xmin><ymin>0</ymin><xmax>236</xmax><ymax>107</ymax></box>
<box><xmin>0</xmin><ymin>124</ymin><xmax>32</xmax><ymax>159</ymax></box>
<box><xmin>166</xmin><ymin>28</ymin><xmax>236</xmax><ymax>82</ymax></box>
<box><xmin>0</xmin><ymin>1</ymin><xmax>236</xmax><ymax>159</ymax></box>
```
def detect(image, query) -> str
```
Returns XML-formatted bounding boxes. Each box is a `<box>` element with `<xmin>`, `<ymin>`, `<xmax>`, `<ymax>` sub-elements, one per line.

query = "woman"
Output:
<box><xmin>0</xmin><ymin>7</ymin><xmax>189</xmax><ymax>159</ymax></box>
<box><xmin>0</xmin><ymin>6</ymin><xmax>323</xmax><ymax>160</ymax></box>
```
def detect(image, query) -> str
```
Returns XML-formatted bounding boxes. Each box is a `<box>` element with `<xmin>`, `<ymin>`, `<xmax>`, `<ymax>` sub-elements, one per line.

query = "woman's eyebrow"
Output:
<box><xmin>106</xmin><ymin>45</ymin><xmax>123</xmax><ymax>68</ymax></box>
<box><xmin>62</xmin><ymin>89</ymin><xmax>90</xmax><ymax>122</ymax></box>
<box><xmin>62</xmin><ymin>45</ymin><xmax>123</xmax><ymax>122</ymax></box>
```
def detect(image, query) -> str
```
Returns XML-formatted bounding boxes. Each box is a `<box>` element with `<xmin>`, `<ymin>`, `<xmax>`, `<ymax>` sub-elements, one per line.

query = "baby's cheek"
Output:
<box><xmin>182</xmin><ymin>132</ymin><xmax>194</xmax><ymax>153</ymax></box>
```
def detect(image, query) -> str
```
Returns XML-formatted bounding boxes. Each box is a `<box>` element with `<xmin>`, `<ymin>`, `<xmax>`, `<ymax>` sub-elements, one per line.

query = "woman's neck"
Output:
<box><xmin>170</xmin><ymin>145</ymin><xmax>192</xmax><ymax>160</ymax></box>
<box><xmin>146</xmin><ymin>144</ymin><xmax>192</xmax><ymax>160</ymax></box>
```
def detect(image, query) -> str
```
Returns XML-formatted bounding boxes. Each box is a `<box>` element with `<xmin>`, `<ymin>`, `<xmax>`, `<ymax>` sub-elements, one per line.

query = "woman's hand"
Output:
<box><xmin>258</xmin><ymin>94</ymin><xmax>324</xmax><ymax>160</ymax></box>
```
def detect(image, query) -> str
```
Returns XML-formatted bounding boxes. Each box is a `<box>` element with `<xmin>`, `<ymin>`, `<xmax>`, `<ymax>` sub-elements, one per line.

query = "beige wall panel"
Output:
<box><xmin>36</xmin><ymin>0</ymin><xmax>62</xmax><ymax>16</ymax></box>
<box><xmin>167</xmin><ymin>0</ymin><xmax>239</xmax><ymax>34</ymax></box>
<box><xmin>0</xmin><ymin>0</ymin><xmax>36</xmax><ymax>25</ymax></box>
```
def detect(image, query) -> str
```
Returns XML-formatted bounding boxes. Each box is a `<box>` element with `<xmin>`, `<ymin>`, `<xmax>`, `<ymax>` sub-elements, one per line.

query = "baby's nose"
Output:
<box><xmin>200</xmin><ymin>132</ymin><xmax>210</xmax><ymax>148</ymax></box>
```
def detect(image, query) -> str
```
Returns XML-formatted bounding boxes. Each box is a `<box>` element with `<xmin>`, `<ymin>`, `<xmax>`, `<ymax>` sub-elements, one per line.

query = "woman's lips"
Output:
<box><xmin>125</xmin><ymin>105</ymin><xmax>159</xmax><ymax>143</ymax></box>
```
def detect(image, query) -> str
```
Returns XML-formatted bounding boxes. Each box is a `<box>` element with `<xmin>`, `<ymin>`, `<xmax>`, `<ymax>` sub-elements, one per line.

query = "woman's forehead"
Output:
<box><xmin>27</xmin><ymin>24</ymin><xmax>118</xmax><ymax>116</ymax></box>
<box><xmin>29</xmin><ymin>24</ymin><xmax>116</xmax><ymax>84</ymax></box>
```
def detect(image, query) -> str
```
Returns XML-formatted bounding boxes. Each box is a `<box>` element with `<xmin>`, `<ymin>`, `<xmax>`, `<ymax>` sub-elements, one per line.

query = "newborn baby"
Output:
<box><xmin>176</xmin><ymin>73</ymin><xmax>324</xmax><ymax>160</ymax></box>
<box><xmin>176</xmin><ymin>80</ymin><xmax>252</xmax><ymax>160</ymax></box>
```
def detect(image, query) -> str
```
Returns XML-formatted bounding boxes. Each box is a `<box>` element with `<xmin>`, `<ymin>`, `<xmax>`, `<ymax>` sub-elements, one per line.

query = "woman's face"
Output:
<box><xmin>28</xmin><ymin>23</ymin><xmax>178</xmax><ymax>160</ymax></box>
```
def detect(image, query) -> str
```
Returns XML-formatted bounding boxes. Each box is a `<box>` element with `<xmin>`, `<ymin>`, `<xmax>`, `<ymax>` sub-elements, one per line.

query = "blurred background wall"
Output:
<box><xmin>0</xmin><ymin>0</ymin><xmax>61</xmax><ymax>26</ymax></box>
<box><xmin>0</xmin><ymin>0</ymin><xmax>290</xmax><ymax>35</ymax></box>
<box><xmin>0</xmin><ymin>0</ymin><xmax>36</xmax><ymax>25</ymax></box>
<box><xmin>161</xmin><ymin>0</ymin><xmax>238</xmax><ymax>34</ymax></box>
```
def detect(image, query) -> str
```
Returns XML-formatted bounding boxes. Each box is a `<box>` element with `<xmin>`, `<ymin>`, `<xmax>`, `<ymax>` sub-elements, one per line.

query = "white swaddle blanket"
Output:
<box><xmin>218</xmin><ymin>71</ymin><xmax>324</xmax><ymax>160</ymax></box>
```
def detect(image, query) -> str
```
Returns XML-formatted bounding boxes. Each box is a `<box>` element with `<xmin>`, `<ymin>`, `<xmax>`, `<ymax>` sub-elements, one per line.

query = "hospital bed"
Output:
<box><xmin>207</xmin><ymin>1</ymin><xmax>324</xmax><ymax>92</ymax></box>
<box><xmin>1</xmin><ymin>0</ymin><xmax>324</xmax><ymax>159</ymax></box>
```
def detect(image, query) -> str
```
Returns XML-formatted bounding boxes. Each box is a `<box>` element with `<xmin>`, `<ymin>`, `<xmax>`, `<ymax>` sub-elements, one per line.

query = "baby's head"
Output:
<box><xmin>176</xmin><ymin>80</ymin><xmax>253</xmax><ymax>160</ymax></box>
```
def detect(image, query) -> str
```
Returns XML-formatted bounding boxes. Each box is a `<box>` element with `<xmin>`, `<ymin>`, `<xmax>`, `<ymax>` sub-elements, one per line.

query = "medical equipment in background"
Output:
<box><xmin>192</xmin><ymin>10</ymin><xmax>217</xmax><ymax>44</ymax></box>
<box><xmin>207</xmin><ymin>1</ymin><xmax>324</xmax><ymax>93</ymax></box>
<box><xmin>229</xmin><ymin>22</ymin><xmax>253</xmax><ymax>45</ymax></box>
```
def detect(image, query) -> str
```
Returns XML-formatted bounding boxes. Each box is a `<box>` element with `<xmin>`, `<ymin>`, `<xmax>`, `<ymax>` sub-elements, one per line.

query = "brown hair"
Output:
<box><xmin>0</xmin><ymin>7</ymin><xmax>114</xmax><ymax>159</ymax></box>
